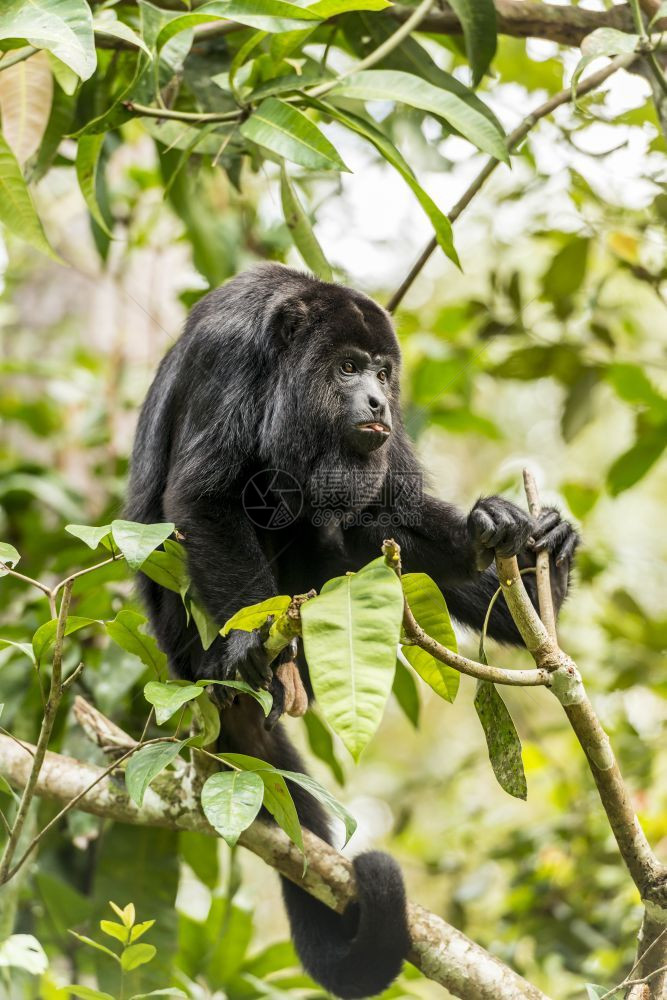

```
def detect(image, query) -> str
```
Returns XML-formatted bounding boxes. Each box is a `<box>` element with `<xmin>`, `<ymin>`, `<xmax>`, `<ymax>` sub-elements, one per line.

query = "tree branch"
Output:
<box><xmin>0</xmin><ymin>733</ymin><xmax>550</xmax><ymax>1000</ymax></box>
<box><xmin>386</xmin><ymin>52</ymin><xmax>635</xmax><ymax>312</ymax></box>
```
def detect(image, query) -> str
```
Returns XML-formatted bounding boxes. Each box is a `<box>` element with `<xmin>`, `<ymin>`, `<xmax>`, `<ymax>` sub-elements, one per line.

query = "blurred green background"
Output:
<box><xmin>1</xmin><ymin>10</ymin><xmax>667</xmax><ymax>999</ymax></box>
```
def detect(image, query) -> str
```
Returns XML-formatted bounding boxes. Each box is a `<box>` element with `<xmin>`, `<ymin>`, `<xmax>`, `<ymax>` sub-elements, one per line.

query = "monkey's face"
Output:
<box><xmin>334</xmin><ymin>347</ymin><xmax>394</xmax><ymax>455</ymax></box>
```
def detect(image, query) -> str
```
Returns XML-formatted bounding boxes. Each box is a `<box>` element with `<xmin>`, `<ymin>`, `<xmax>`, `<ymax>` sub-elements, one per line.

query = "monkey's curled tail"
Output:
<box><xmin>281</xmin><ymin>851</ymin><xmax>410</xmax><ymax>998</ymax></box>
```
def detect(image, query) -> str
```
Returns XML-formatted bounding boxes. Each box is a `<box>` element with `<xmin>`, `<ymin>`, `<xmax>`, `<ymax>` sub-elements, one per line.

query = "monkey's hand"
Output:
<box><xmin>221</xmin><ymin>629</ymin><xmax>273</xmax><ymax>689</ymax></box>
<box><xmin>527</xmin><ymin>507</ymin><xmax>579</xmax><ymax>568</ymax></box>
<box><xmin>468</xmin><ymin>496</ymin><xmax>535</xmax><ymax>572</ymax></box>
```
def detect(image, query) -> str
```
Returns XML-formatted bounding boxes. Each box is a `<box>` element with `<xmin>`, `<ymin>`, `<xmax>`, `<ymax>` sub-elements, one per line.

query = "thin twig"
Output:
<box><xmin>522</xmin><ymin>469</ymin><xmax>557</xmax><ymax>642</ymax></box>
<box><xmin>51</xmin><ymin>554</ymin><xmax>119</xmax><ymax>597</ymax></box>
<box><xmin>386</xmin><ymin>52</ymin><xmax>635</xmax><ymax>312</ymax></box>
<box><xmin>0</xmin><ymin>581</ymin><xmax>72</xmax><ymax>883</ymax></box>
<box><xmin>123</xmin><ymin>101</ymin><xmax>242</xmax><ymax>124</ymax></box>
<box><xmin>0</xmin><ymin>564</ymin><xmax>52</xmax><ymax>599</ymax></box>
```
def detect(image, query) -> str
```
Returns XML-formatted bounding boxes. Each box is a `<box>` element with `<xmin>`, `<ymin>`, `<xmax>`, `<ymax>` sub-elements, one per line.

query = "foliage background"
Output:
<box><xmin>1</xmin><ymin>2</ymin><xmax>667</xmax><ymax>998</ymax></box>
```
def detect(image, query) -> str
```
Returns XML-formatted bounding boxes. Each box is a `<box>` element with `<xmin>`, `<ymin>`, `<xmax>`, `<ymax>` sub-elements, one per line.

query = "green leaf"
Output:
<box><xmin>109</xmin><ymin>901</ymin><xmax>135</xmax><ymax>926</ymax></box>
<box><xmin>221</xmin><ymin>596</ymin><xmax>291</xmax><ymax>636</ymax></box>
<box><xmin>68</xmin><ymin>931</ymin><xmax>119</xmax><ymax>962</ymax></box>
<box><xmin>302</xmin><ymin>708</ymin><xmax>345</xmax><ymax>785</ymax></box>
<box><xmin>309</xmin><ymin>0</ymin><xmax>390</xmax><ymax>13</ymax></box>
<box><xmin>392</xmin><ymin>656</ymin><xmax>420</xmax><ymax>728</ymax></box>
<box><xmin>155</xmin><ymin>0</ymin><xmax>322</xmax><ymax>45</ymax></box>
<box><xmin>93</xmin><ymin>11</ymin><xmax>151</xmax><ymax>57</ymax></box>
<box><xmin>581</xmin><ymin>27</ymin><xmax>639</xmax><ymax>59</ymax></box>
<box><xmin>188</xmin><ymin>690</ymin><xmax>221</xmax><ymax>747</ymax></box>
<box><xmin>76</xmin><ymin>134</ymin><xmax>113</xmax><ymax>237</ymax></box>
<box><xmin>99</xmin><ymin>920</ymin><xmax>129</xmax><ymax>945</ymax></box>
<box><xmin>219</xmin><ymin>752</ymin><xmax>303</xmax><ymax>853</ymax></box>
<box><xmin>111</xmin><ymin>519</ymin><xmax>175</xmax><ymax>570</ymax></box>
<box><xmin>0</xmin><ymin>0</ymin><xmax>96</xmax><ymax>80</ymax></box>
<box><xmin>129</xmin><ymin>920</ymin><xmax>155</xmax><ymax>943</ymax></box>
<box><xmin>0</xmin><ymin>934</ymin><xmax>48</xmax><ymax>973</ymax></box>
<box><xmin>280</xmin><ymin>163</ymin><xmax>332</xmax><ymax>281</ymax></box>
<box><xmin>121</xmin><ymin>943</ymin><xmax>156</xmax><ymax>971</ymax></box>
<box><xmin>274</xmin><ymin>769</ymin><xmax>356</xmax><ymax>845</ymax></box>
<box><xmin>585</xmin><ymin>986</ymin><xmax>620</xmax><ymax>1000</ymax></box>
<box><xmin>0</xmin><ymin>638</ymin><xmax>35</xmax><ymax>663</ymax></box>
<box><xmin>198</xmin><ymin>679</ymin><xmax>273</xmax><ymax>717</ymax></box>
<box><xmin>0</xmin><ymin>131</ymin><xmax>59</xmax><ymax>259</ymax></box>
<box><xmin>541</xmin><ymin>238</ymin><xmax>590</xmax><ymax>303</ymax></box>
<box><xmin>561</xmin><ymin>482</ymin><xmax>599</xmax><ymax>520</ymax></box>
<box><xmin>474</xmin><ymin>680</ymin><xmax>527</xmax><ymax>799</ymax></box>
<box><xmin>0</xmin><ymin>542</ymin><xmax>20</xmax><ymax>572</ymax></box>
<box><xmin>201</xmin><ymin>770</ymin><xmax>264</xmax><ymax>846</ymax></box>
<box><xmin>330</xmin><ymin>70</ymin><xmax>507</xmax><ymax>162</ymax></box>
<box><xmin>400</xmin><ymin>574</ymin><xmax>460</xmax><ymax>703</ymax></box>
<box><xmin>189</xmin><ymin>598</ymin><xmax>220</xmax><ymax>651</ymax></box>
<box><xmin>607</xmin><ymin>363</ymin><xmax>667</xmax><ymax>415</ymax></box>
<box><xmin>130</xmin><ymin>991</ymin><xmax>187</xmax><ymax>999</ymax></box>
<box><xmin>125</xmin><ymin>741</ymin><xmax>186</xmax><ymax>806</ymax></box>
<box><xmin>140</xmin><ymin>539</ymin><xmax>189</xmax><ymax>594</ymax></box>
<box><xmin>66</xmin><ymin>523</ymin><xmax>112</xmax><ymax>550</ymax></box>
<box><xmin>240</xmin><ymin>98</ymin><xmax>349</xmax><ymax>171</ymax></box>
<box><xmin>32</xmin><ymin>615</ymin><xmax>97</xmax><ymax>662</ymax></box>
<box><xmin>448</xmin><ymin>0</ymin><xmax>497</xmax><ymax>85</ymax></box>
<box><xmin>301</xmin><ymin>557</ymin><xmax>403</xmax><ymax>761</ymax></box>
<box><xmin>315</xmin><ymin>100</ymin><xmax>459</xmax><ymax>267</ymax></box>
<box><xmin>607</xmin><ymin>424</ymin><xmax>667</xmax><ymax>495</ymax></box>
<box><xmin>106</xmin><ymin>610</ymin><xmax>167</xmax><ymax>675</ymax></box>
<box><xmin>143</xmin><ymin>680</ymin><xmax>202</xmax><ymax>724</ymax></box>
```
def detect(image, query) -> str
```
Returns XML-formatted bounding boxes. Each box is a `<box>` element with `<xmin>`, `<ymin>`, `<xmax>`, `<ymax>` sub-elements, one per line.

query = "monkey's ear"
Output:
<box><xmin>274</xmin><ymin>296</ymin><xmax>310</xmax><ymax>345</ymax></box>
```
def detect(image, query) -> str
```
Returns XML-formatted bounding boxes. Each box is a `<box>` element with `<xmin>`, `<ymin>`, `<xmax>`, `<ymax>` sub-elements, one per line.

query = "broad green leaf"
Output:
<box><xmin>93</xmin><ymin>11</ymin><xmax>151</xmax><ymax>57</ymax></box>
<box><xmin>219</xmin><ymin>752</ymin><xmax>303</xmax><ymax>852</ymax></box>
<box><xmin>111</xmin><ymin>519</ymin><xmax>174</xmax><ymax>570</ymax></box>
<box><xmin>66</xmin><ymin>523</ymin><xmax>112</xmax><ymax>550</ymax></box>
<box><xmin>201</xmin><ymin>770</ymin><xmax>264</xmax><ymax>846</ymax></box>
<box><xmin>400</xmin><ymin>573</ymin><xmax>459</xmax><ymax>703</ymax></box>
<box><xmin>188</xmin><ymin>689</ymin><xmax>221</xmax><ymax>747</ymax></box>
<box><xmin>607</xmin><ymin>424</ymin><xmax>667</xmax><ymax>495</ymax></box>
<box><xmin>221</xmin><ymin>596</ymin><xmax>291</xmax><ymax>635</ymax></box>
<box><xmin>280</xmin><ymin>164</ymin><xmax>332</xmax><ymax>280</ymax></box>
<box><xmin>125</xmin><ymin>740</ymin><xmax>186</xmax><ymax>806</ymax></box>
<box><xmin>155</xmin><ymin>0</ymin><xmax>322</xmax><ymax>46</ymax></box>
<box><xmin>106</xmin><ymin>610</ymin><xmax>167</xmax><ymax>675</ymax></box>
<box><xmin>581</xmin><ymin>27</ymin><xmax>639</xmax><ymax>59</ymax></box>
<box><xmin>32</xmin><ymin>615</ymin><xmax>97</xmax><ymax>662</ymax></box>
<box><xmin>99</xmin><ymin>920</ymin><xmax>129</xmax><ymax>944</ymax></box>
<box><xmin>330</xmin><ymin>70</ymin><xmax>507</xmax><ymax>162</ymax></box>
<box><xmin>303</xmin><ymin>708</ymin><xmax>345</xmax><ymax>785</ymax></box>
<box><xmin>198</xmin><ymin>679</ymin><xmax>273</xmax><ymax>717</ymax></box>
<box><xmin>0</xmin><ymin>773</ymin><xmax>19</xmax><ymax>801</ymax></box>
<box><xmin>240</xmin><ymin>98</ymin><xmax>349</xmax><ymax>172</ymax></box>
<box><xmin>392</xmin><ymin>656</ymin><xmax>420</xmax><ymax>728</ymax></box>
<box><xmin>585</xmin><ymin>986</ymin><xmax>620</xmax><ymax>1000</ymax></box>
<box><xmin>315</xmin><ymin>100</ymin><xmax>459</xmax><ymax>267</ymax></box>
<box><xmin>607</xmin><ymin>363</ymin><xmax>667</xmax><ymax>415</ymax></box>
<box><xmin>189</xmin><ymin>598</ymin><xmax>219</xmax><ymax>651</ymax></box>
<box><xmin>274</xmin><ymin>769</ymin><xmax>356</xmax><ymax>844</ymax></box>
<box><xmin>141</xmin><ymin>539</ymin><xmax>189</xmax><ymax>594</ymax></box>
<box><xmin>26</xmin><ymin>81</ymin><xmax>76</xmax><ymax>182</ymax></box>
<box><xmin>76</xmin><ymin>133</ymin><xmax>112</xmax><ymax>237</ymax></box>
<box><xmin>0</xmin><ymin>51</ymin><xmax>53</xmax><ymax>165</ymax></box>
<box><xmin>0</xmin><ymin>131</ymin><xmax>58</xmax><ymax>259</ymax></box>
<box><xmin>561</xmin><ymin>482</ymin><xmax>599</xmax><ymax>520</ymax></box>
<box><xmin>448</xmin><ymin>0</ymin><xmax>497</xmax><ymax>85</ymax></box>
<box><xmin>650</xmin><ymin>2</ymin><xmax>667</xmax><ymax>26</ymax></box>
<box><xmin>121</xmin><ymin>943</ymin><xmax>156</xmax><ymax>971</ymax></box>
<box><xmin>144</xmin><ymin>680</ymin><xmax>202</xmax><ymax>724</ymax></box>
<box><xmin>0</xmin><ymin>0</ymin><xmax>96</xmax><ymax>80</ymax></box>
<box><xmin>541</xmin><ymin>238</ymin><xmax>589</xmax><ymax>303</ymax></box>
<box><xmin>0</xmin><ymin>638</ymin><xmax>35</xmax><ymax>663</ymax></box>
<box><xmin>0</xmin><ymin>542</ymin><xmax>20</xmax><ymax>571</ymax></box>
<box><xmin>474</xmin><ymin>680</ymin><xmax>527</xmax><ymax>799</ymax></box>
<box><xmin>301</xmin><ymin>557</ymin><xmax>403</xmax><ymax>761</ymax></box>
<box><xmin>309</xmin><ymin>0</ymin><xmax>391</xmax><ymax>13</ymax></box>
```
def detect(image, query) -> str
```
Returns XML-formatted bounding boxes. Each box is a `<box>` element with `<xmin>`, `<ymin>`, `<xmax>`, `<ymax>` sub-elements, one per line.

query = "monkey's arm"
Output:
<box><xmin>163</xmin><ymin>491</ymin><xmax>280</xmax><ymax>686</ymax></box>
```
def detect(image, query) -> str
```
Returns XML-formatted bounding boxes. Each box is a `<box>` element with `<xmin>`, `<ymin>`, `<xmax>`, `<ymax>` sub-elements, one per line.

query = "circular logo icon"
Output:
<box><xmin>242</xmin><ymin>469</ymin><xmax>303</xmax><ymax>530</ymax></box>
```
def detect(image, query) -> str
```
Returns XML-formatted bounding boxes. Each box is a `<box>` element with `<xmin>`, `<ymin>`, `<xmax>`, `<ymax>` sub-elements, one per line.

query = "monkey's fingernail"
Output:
<box><xmin>527</xmin><ymin>536</ymin><xmax>536</xmax><ymax>547</ymax></box>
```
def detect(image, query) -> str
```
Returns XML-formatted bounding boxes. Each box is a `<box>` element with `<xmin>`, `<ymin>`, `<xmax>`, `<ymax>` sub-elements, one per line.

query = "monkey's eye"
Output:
<box><xmin>341</xmin><ymin>360</ymin><xmax>357</xmax><ymax>375</ymax></box>
<box><xmin>377</xmin><ymin>369</ymin><xmax>388</xmax><ymax>384</ymax></box>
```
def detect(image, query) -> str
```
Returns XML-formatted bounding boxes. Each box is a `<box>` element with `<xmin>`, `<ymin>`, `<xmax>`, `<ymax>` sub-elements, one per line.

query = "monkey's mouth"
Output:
<box><xmin>357</xmin><ymin>422</ymin><xmax>390</xmax><ymax>435</ymax></box>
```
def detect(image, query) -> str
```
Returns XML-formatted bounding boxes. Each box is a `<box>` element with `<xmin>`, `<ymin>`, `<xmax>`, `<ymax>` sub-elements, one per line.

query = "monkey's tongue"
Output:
<box><xmin>360</xmin><ymin>422</ymin><xmax>388</xmax><ymax>433</ymax></box>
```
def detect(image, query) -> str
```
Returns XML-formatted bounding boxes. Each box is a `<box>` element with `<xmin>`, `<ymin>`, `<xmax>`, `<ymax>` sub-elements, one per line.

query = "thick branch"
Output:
<box><xmin>0</xmin><ymin>734</ymin><xmax>550</xmax><ymax>1000</ymax></box>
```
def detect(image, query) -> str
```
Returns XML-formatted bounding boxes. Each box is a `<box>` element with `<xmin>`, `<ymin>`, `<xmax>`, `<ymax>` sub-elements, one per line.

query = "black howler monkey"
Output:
<box><xmin>126</xmin><ymin>264</ymin><xmax>578</xmax><ymax>998</ymax></box>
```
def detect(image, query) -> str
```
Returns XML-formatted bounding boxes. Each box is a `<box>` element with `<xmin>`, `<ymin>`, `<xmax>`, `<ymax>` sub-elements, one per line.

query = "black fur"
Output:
<box><xmin>126</xmin><ymin>263</ymin><xmax>578</xmax><ymax>998</ymax></box>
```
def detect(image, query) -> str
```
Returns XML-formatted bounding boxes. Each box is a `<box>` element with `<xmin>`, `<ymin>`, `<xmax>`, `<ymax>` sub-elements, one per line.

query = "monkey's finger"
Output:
<box><xmin>533</xmin><ymin>520</ymin><xmax>571</xmax><ymax>554</ymax></box>
<box><xmin>470</xmin><ymin>508</ymin><xmax>496</xmax><ymax>544</ymax></box>
<box><xmin>530</xmin><ymin>509</ymin><xmax>561</xmax><ymax>543</ymax></box>
<box><xmin>474</xmin><ymin>546</ymin><xmax>495</xmax><ymax>571</ymax></box>
<box><xmin>265</xmin><ymin>679</ymin><xmax>285</xmax><ymax>730</ymax></box>
<box><xmin>555</xmin><ymin>530</ymin><xmax>579</xmax><ymax>566</ymax></box>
